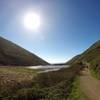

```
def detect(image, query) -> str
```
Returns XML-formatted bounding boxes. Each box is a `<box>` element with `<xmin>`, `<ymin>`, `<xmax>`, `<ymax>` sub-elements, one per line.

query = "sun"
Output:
<box><xmin>23</xmin><ymin>12</ymin><xmax>41</xmax><ymax>31</ymax></box>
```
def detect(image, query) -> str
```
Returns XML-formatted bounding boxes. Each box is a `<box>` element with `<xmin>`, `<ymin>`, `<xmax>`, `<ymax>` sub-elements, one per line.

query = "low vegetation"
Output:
<box><xmin>66</xmin><ymin>40</ymin><xmax>100</xmax><ymax>80</ymax></box>
<box><xmin>0</xmin><ymin>37</ymin><xmax>99</xmax><ymax>99</ymax></box>
<box><xmin>90</xmin><ymin>68</ymin><xmax>100</xmax><ymax>80</ymax></box>
<box><xmin>0</xmin><ymin>67</ymin><xmax>38</xmax><ymax>99</ymax></box>
<box><xmin>68</xmin><ymin>77</ymin><xmax>89</xmax><ymax>100</ymax></box>
<box><xmin>0</xmin><ymin>64</ymin><xmax>81</xmax><ymax>100</ymax></box>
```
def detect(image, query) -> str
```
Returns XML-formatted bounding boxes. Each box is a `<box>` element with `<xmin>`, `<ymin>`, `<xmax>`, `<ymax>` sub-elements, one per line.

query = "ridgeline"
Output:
<box><xmin>0</xmin><ymin>36</ymin><xmax>49</xmax><ymax>66</ymax></box>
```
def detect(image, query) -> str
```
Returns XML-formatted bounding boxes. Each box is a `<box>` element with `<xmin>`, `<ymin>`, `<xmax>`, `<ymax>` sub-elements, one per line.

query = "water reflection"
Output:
<box><xmin>29</xmin><ymin>65</ymin><xmax>69</xmax><ymax>73</ymax></box>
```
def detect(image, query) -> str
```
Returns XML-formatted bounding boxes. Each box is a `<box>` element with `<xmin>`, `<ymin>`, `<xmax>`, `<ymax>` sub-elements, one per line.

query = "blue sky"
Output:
<box><xmin>0</xmin><ymin>0</ymin><xmax>100</xmax><ymax>63</ymax></box>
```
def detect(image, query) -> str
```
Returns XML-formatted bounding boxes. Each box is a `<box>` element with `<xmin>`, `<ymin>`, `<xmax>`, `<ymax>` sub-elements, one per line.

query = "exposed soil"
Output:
<box><xmin>80</xmin><ymin>68</ymin><xmax>100</xmax><ymax>100</ymax></box>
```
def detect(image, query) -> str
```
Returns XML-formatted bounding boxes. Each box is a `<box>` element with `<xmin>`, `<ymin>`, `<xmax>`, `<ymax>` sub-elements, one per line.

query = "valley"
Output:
<box><xmin>0</xmin><ymin>37</ymin><xmax>99</xmax><ymax>100</ymax></box>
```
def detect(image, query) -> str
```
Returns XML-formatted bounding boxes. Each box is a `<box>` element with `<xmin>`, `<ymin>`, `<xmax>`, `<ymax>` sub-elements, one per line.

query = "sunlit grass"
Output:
<box><xmin>0</xmin><ymin>67</ymin><xmax>38</xmax><ymax>98</ymax></box>
<box><xmin>67</xmin><ymin>77</ymin><xmax>90</xmax><ymax>100</ymax></box>
<box><xmin>0</xmin><ymin>64</ymin><xmax>81</xmax><ymax>100</ymax></box>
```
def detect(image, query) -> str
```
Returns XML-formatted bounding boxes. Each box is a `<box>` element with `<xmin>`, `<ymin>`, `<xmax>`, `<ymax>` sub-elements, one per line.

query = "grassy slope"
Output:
<box><xmin>77</xmin><ymin>40</ymin><xmax>100</xmax><ymax>79</ymax></box>
<box><xmin>66</xmin><ymin>40</ymin><xmax>100</xmax><ymax>78</ymax></box>
<box><xmin>67</xmin><ymin>77</ymin><xmax>90</xmax><ymax>100</ymax></box>
<box><xmin>0</xmin><ymin>36</ymin><xmax>49</xmax><ymax>66</ymax></box>
<box><xmin>66</xmin><ymin>55</ymin><xmax>81</xmax><ymax>65</ymax></box>
<box><xmin>0</xmin><ymin>64</ymin><xmax>81</xmax><ymax>100</ymax></box>
<box><xmin>0</xmin><ymin>67</ymin><xmax>38</xmax><ymax>98</ymax></box>
<box><xmin>66</xmin><ymin>40</ymin><xmax>100</xmax><ymax>100</ymax></box>
<box><xmin>78</xmin><ymin>40</ymin><xmax>100</xmax><ymax>64</ymax></box>
<box><xmin>66</xmin><ymin>40</ymin><xmax>100</xmax><ymax>64</ymax></box>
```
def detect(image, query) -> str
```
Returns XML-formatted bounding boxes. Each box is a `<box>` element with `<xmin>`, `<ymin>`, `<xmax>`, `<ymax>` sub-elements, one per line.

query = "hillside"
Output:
<box><xmin>66</xmin><ymin>40</ymin><xmax>100</xmax><ymax>100</ymax></box>
<box><xmin>0</xmin><ymin>36</ymin><xmax>49</xmax><ymax>66</ymax></box>
<box><xmin>66</xmin><ymin>40</ymin><xmax>100</xmax><ymax>77</ymax></box>
<box><xmin>66</xmin><ymin>55</ymin><xmax>81</xmax><ymax>64</ymax></box>
<box><xmin>66</xmin><ymin>40</ymin><xmax>100</xmax><ymax>64</ymax></box>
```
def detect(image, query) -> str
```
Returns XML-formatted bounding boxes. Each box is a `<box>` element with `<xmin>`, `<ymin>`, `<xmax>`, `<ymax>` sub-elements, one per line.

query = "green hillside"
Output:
<box><xmin>66</xmin><ymin>40</ymin><xmax>100</xmax><ymax>78</ymax></box>
<box><xmin>66</xmin><ymin>55</ymin><xmax>81</xmax><ymax>64</ymax></box>
<box><xmin>66</xmin><ymin>40</ymin><xmax>100</xmax><ymax>64</ymax></box>
<box><xmin>0</xmin><ymin>37</ymin><xmax>49</xmax><ymax>66</ymax></box>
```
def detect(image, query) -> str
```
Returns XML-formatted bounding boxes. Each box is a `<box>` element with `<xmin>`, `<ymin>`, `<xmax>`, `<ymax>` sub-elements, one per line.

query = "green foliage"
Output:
<box><xmin>90</xmin><ymin>68</ymin><xmax>100</xmax><ymax>80</ymax></box>
<box><xmin>67</xmin><ymin>77</ymin><xmax>89</xmax><ymax>100</ymax></box>
<box><xmin>66</xmin><ymin>40</ymin><xmax>100</xmax><ymax>66</ymax></box>
<box><xmin>0</xmin><ymin>65</ymin><xmax>81</xmax><ymax>100</ymax></box>
<box><xmin>66</xmin><ymin>40</ymin><xmax>100</xmax><ymax>80</ymax></box>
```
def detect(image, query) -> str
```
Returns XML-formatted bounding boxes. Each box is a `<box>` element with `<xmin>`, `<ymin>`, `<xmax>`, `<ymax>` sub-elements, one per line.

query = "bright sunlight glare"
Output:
<box><xmin>23</xmin><ymin>12</ymin><xmax>41</xmax><ymax>31</ymax></box>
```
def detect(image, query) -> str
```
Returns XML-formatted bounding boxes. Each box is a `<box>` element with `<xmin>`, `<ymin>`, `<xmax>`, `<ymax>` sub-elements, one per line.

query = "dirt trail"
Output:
<box><xmin>80</xmin><ymin>68</ymin><xmax>100</xmax><ymax>100</ymax></box>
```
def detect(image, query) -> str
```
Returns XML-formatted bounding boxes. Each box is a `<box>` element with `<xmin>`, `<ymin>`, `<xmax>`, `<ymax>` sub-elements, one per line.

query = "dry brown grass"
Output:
<box><xmin>0</xmin><ymin>66</ymin><xmax>38</xmax><ymax>98</ymax></box>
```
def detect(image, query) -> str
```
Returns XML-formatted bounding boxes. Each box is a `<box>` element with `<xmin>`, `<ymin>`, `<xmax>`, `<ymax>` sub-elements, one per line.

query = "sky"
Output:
<box><xmin>0</xmin><ymin>0</ymin><xmax>100</xmax><ymax>64</ymax></box>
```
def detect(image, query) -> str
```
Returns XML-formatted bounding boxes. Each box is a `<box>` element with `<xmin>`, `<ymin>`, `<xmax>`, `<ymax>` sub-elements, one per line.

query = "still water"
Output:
<box><xmin>28</xmin><ymin>65</ymin><xmax>69</xmax><ymax>73</ymax></box>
